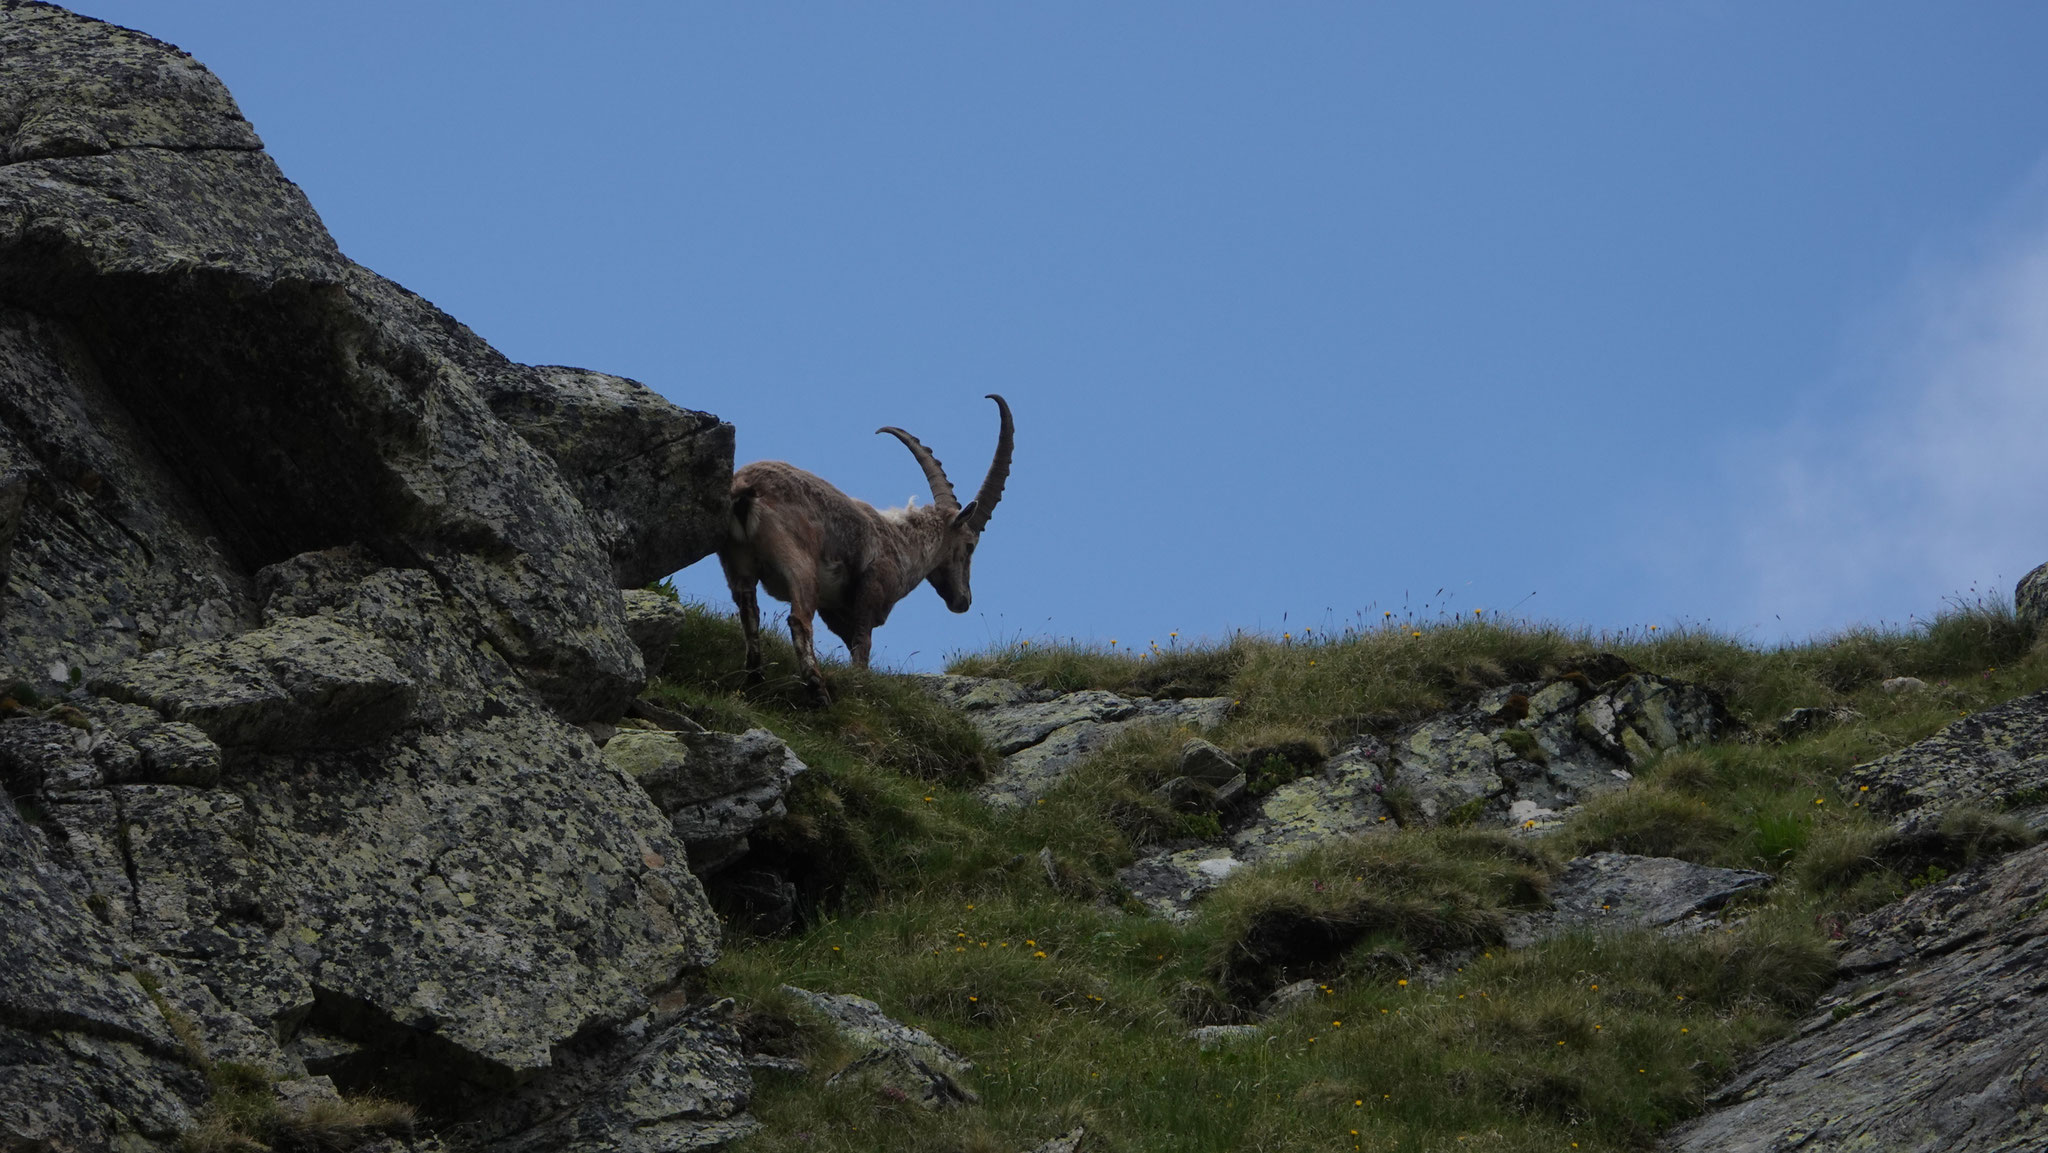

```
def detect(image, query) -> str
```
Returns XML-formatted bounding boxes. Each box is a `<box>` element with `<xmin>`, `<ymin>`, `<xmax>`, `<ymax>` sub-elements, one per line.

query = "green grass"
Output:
<box><xmin>642</xmin><ymin>596</ymin><xmax>2048</xmax><ymax>1153</ymax></box>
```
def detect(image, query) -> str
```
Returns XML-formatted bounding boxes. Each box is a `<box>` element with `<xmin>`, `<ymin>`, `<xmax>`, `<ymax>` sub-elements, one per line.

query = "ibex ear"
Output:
<box><xmin>951</xmin><ymin>500</ymin><xmax>979</xmax><ymax>529</ymax></box>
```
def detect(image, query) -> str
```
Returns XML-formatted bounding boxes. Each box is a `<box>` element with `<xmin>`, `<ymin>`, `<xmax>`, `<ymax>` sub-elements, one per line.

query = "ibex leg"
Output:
<box><xmin>718</xmin><ymin>553</ymin><xmax>766</xmax><ymax>684</ymax></box>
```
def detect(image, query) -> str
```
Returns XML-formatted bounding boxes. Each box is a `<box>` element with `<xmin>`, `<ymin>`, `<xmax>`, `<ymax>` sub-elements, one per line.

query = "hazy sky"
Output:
<box><xmin>77</xmin><ymin>2</ymin><xmax>2048</xmax><ymax>668</ymax></box>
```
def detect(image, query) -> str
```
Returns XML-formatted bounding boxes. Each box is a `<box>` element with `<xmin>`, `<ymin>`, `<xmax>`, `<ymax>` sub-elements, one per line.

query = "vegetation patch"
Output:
<box><xmin>178</xmin><ymin>1062</ymin><xmax>414</xmax><ymax>1153</ymax></box>
<box><xmin>645</xmin><ymin>595</ymin><xmax>2048</xmax><ymax>1152</ymax></box>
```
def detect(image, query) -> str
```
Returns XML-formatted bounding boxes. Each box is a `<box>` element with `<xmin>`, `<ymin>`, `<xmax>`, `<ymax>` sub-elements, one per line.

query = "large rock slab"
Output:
<box><xmin>0</xmin><ymin>1</ymin><xmax>264</xmax><ymax>158</ymax></box>
<box><xmin>0</xmin><ymin>3</ymin><xmax>702</xmax><ymax>722</ymax></box>
<box><xmin>0</xmin><ymin>786</ymin><xmax>204</xmax><ymax>1151</ymax></box>
<box><xmin>1505</xmin><ymin>852</ymin><xmax>1771</xmax><ymax>947</ymax></box>
<box><xmin>0</xmin><ymin>6</ymin><xmax>745</xmax><ymax>1141</ymax></box>
<box><xmin>1663</xmin><ymin>839</ymin><xmax>2048</xmax><ymax>1152</ymax></box>
<box><xmin>0</xmin><ymin>304</ymin><xmax>257</xmax><ymax>693</ymax></box>
<box><xmin>217</xmin><ymin>557</ymin><xmax>720</xmax><ymax>1085</ymax></box>
<box><xmin>479</xmin><ymin>366</ymin><xmax>733</xmax><ymax>588</ymax></box>
<box><xmin>1232</xmin><ymin>738</ymin><xmax>1394</xmax><ymax>861</ymax></box>
<box><xmin>915</xmin><ymin>675</ymin><xmax>1231</xmax><ymax>808</ymax></box>
<box><xmin>1841</xmin><ymin>688</ymin><xmax>2048</xmax><ymax>825</ymax></box>
<box><xmin>90</xmin><ymin>616</ymin><xmax>417</xmax><ymax>752</ymax></box>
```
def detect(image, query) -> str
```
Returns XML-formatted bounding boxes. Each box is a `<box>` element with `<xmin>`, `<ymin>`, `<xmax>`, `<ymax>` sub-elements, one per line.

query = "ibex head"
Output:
<box><xmin>876</xmin><ymin>394</ymin><xmax>1014</xmax><ymax>614</ymax></box>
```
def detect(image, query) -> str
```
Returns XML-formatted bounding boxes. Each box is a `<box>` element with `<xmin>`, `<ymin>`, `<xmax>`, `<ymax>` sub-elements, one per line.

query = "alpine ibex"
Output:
<box><xmin>718</xmin><ymin>394</ymin><xmax>1013</xmax><ymax>702</ymax></box>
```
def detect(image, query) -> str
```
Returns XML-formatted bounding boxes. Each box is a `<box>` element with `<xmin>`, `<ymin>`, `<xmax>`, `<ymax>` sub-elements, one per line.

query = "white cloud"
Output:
<box><xmin>1726</xmin><ymin>172</ymin><xmax>2048</xmax><ymax>638</ymax></box>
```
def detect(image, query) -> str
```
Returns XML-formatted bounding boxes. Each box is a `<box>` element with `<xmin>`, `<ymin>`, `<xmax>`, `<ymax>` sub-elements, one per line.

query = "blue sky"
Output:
<box><xmin>78</xmin><ymin>2</ymin><xmax>2048</xmax><ymax>668</ymax></box>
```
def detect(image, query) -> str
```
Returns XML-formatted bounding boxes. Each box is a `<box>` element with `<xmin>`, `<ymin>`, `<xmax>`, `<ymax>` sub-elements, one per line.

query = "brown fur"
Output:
<box><xmin>718</xmin><ymin>396</ymin><xmax>1012</xmax><ymax>702</ymax></box>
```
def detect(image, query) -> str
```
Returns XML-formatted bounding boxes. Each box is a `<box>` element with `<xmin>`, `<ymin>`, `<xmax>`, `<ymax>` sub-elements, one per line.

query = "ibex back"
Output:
<box><xmin>718</xmin><ymin>394</ymin><xmax>1013</xmax><ymax>703</ymax></box>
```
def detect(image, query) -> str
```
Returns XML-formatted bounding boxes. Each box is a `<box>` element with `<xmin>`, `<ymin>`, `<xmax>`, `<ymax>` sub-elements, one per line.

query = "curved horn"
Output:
<box><xmin>966</xmin><ymin>394</ymin><xmax>1013</xmax><ymax>531</ymax></box>
<box><xmin>876</xmin><ymin>425</ymin><xmax>958</xmax><ymax>511</ymax></box>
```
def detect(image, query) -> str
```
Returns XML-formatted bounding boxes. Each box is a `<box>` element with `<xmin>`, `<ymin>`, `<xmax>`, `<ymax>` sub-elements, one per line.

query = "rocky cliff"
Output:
<box><xmin>0</xmin><ymin>3</ymin><xmax>746</xmax><ymax>1148</ymax></box>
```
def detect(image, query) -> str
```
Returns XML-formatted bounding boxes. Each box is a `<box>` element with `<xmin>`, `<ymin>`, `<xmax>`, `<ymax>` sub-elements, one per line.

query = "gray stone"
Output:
<box><xmin>272</xmin><ymin>1074</ymin><xmax>342</xmax><ymax>1114</ymax></box>
<box><xmin>91</xmin><ymin>616</ymin><xmax>417</xmax><ymax>751</ymax></box>
<box><xmin>1120</xmin><ymin>716</ymin><xmax>1491</xmax><ymax>921</ymax></box>
<box><xmin>479</xmin><ymin>366</ymin><xmax>733</xmax><ymax>588</ymax></box>
<box><xmin>0</xmin><ymin>7</ymin><xmax>744</xmax><ymax>1138</ymax></box>
<box><xmin>120</xmin><ymin>720</ymin><xmax>222</xmax><ymax>787</ymax></box>
<box><xmin>783</xmin><ymin>985</ymin><xmax>979</xmax><ymax>1108</ymax></box>
<box><xmin>1178</xmin><ymin>738</ymin><xmax>1242</xmax><ymax>787</ymax></box>
<box><xmin>910</xmin><ymin>672</ymin><xmax>1044</xmax><ymax>712</ymax></box>
<box><xmin>1775</xmin><ymin>705</ymin><xmax>1862</xmax><ymax>740</ymax></box>
<box><xmin>0</xmin><ymin>2</ymin><xmax>265</xmax><ymax>158</ymax></box>
<box><xmin>1022</xmin><ymin>1126</ymin><xmax>1088</xmax><ymax>1153</ymax></box>
<box><xmin>0</xmin><ymin>792</ymin><xmax>205</xmax><ymax>1151</ymax></box>
<box><xmin>1119</xmin><ymin>848</ymin><xmax>1248</xmax><ymax>922</ymax></box>
<box><xmin>1391</xmin><ymin>674</ymin><xmax>1721</xmax><ymax>826</ymax></box>
<box><xmin>0</xmin><ymin>1025</ymin><xmax>203</xmax><ymax>1153</ymax></box>
<box><xmin>0</xmin><ymin>303</ymin><xmax>258</xmax><ymax>701</ymax></box>
<box><xmin>1842</xmin><ymin>688</ymin><xmax>2048</xmax><ymax>824</ymax></box>
<box><xmin>1152</xmin><ymin>775</ymin><xmax>1211</xmax><ymax>812</ymax></box>
<box><xmin>1187</xmin><ymin>1025</ymin><xmax>1263</xmax><ymax>1050</ymax></box>
<box><xmin>1118</xmin><ymin>673</ymin><xmax>1725</xmax><ymax>922</ymax></box>
<box><xmin>475</xmin><ymin>1000</ymin><xmax>758</xmax><ymax>1153</ymax></box>
<box><xmin>9</xmin><ymin>502</ymin><xmax>728</xmax><ymax>1109</ymax></box>
<box><xmin>0</xmin><ymin>704</ymin><xmax>224</xmax><ymax>797</ymax></box>
<box><xmin>607</xmin><ymin>727</ymin><xmax>807</xmax><ymax>874</ymax></box>
<box><xmin>1211</xmin><ymin>772</ymin><xmax>1248</xmax><ymax>810</ymax></box>
<box><xmin>0</xmin><ymin>797</ymin><xmax>183</xmax><ymax>1057</ymax></box>
<box><xmin>0</xmin><ymin>10</ymin><xmax>667</xmax><ymax>723</ymax></box>
<box><xmin>1882</xmin><ymin>676</ymin><xmax>1930</xmax><ymax>695</ymax></box>
<box><xmin>1255</xmin><ymin>979</ymin><xmax>1322</xmax><ymax>1018</ymax></box>
<box><xmin>915</xmin><ymin>675</ymin><xmax>1231</xmax><ymax>808</ymax></box>
<box><xmin>1229</xmin><ymin>739</ymin><xmax>1393</xmax><ymax>863</ymax></box>
<box><xmin>137</xmin><ymin>956</ymin><xmax>301</xmax><ymax>1076</ymax></box>
<box><xmin>620</xmin><ymin>589</ymin><xmax>691</xmax><ymax>678</ymax></box>
<box><xmin>1505</xmin><ymin>852</ymin><xmax>1771</xmax><ymax>948</ymax></box>
<box><xmin>0</xmin><ymin>716</ymin><xmax>102</xmax><ymax>795</ymax></box>
<box><xmin>2019</xmin><ymin>561</ymin><xmax>2048</xmax><ymax>632</ymax></box>
<box><xmin>1664</xmin><ymin>839</ymin><xmax>2048</xmax><ymax>1153</ymax></box>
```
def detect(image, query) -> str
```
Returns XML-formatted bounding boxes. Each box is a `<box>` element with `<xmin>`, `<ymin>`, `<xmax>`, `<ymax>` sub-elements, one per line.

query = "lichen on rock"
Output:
<box><xmin>0</xmin><ymin>4</ymin><xmax>747</xmax><ymax>1147</ymax></box>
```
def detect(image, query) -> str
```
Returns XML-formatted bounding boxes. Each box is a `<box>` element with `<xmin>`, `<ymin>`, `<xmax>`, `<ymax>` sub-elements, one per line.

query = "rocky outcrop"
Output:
<box><xmin>620</xmin><ymin>589</ymin><xmax>692</xmax><ymax>678</ymax></box>
<box><xmin>0</xmin><ymin>6</ymin><xmax>743</xmax><ymax>1149</ymax></box>
<box><xmin>0</xmin><ymin>4</ymin><xmax>732</xmax><ymax>720</ymax></box>
<box><xmin>1663</xmin><ymin>838</ymin><xmax>2048</xmax><ymax>1152</ymax></box>
<box><xmin>479</xmin><ymin>368</ymin><xmax>732</xmax><ymax>590</ymax></box>
<box><xmin>2017</xmin><ymin>562</ymin><xmax>2048</xmax><ymax>633</ymax></box>
<box><xmin>606</xmin><ymin>727</ymin><xmax>807</xmax><ymax>875</ymax></box>
<box><xmin>1393</xmin><ymin>673</ymin><xmax>1724</xmax><ymax>829</ymax></box>
<box><xmin>470</xmin><ymin>999</ymin><xmax>757</xmax><ymax>1153</ymax></box>
<box><xmin>1502</xmin><ymin>852</ymin><xmax>1771</xmax><ymax>947</ymax></box>
<box><xmin>1842</xmin><ymin>688</ymin><xmax>2048</xmax><ymax>827</ymax></box>
<box><xmin>914</xmin><ymin>675</ymin><xmax>1231</xmax><ymax>808</ymax></box>
<box><xmin>1120</xmin><ymin>670</ymin><xmax>1727</xmax><ymax>920</ymax></box>
<box><xmin>782</xmin><ymin>986</ymin><xmax>979</xmax><ymax>1109</ymax></box>
<box><xmin>0</xmin><ymin>795</ymin><xmax>204</xmax><ymax>1148</ymax></box>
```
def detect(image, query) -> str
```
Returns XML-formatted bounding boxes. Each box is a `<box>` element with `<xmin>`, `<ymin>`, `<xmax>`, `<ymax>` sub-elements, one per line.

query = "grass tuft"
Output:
<box><xmin>634</xmin><ymin>593</ymin><xmax>2048</xmax><ymax>1152</ymax></box>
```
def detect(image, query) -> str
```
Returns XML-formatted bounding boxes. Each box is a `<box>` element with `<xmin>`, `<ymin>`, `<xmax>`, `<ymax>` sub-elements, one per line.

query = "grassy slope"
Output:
<box><xmin>648</xmin><ymin>598</ymin><xmax>2048</xmax><ymax>1153</ymax></box>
